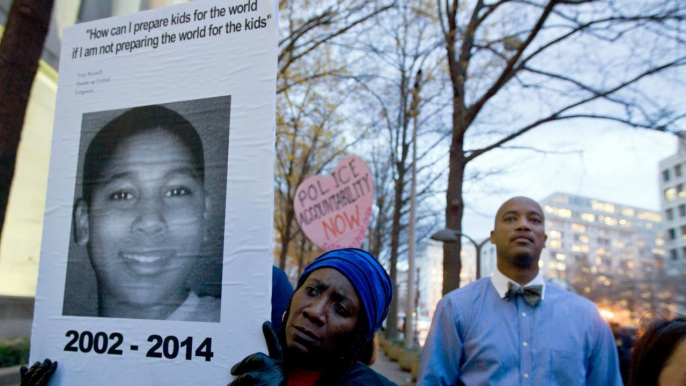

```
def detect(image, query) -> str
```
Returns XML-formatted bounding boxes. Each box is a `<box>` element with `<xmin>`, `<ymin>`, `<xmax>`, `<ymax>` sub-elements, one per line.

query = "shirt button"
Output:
<box><xmin>521</xmin><ymin>312</ymin><xmax>527</xmax><ymax>317</ymax></box>
<box><xmin>523</xmin><ymin>373</ymin><xmax>530</xmax><ymax>379</ymax></box>
<box><xmin>522</xmin><ymin>342</ymin><xmax>528</xmax><ymax>347</ymax></box>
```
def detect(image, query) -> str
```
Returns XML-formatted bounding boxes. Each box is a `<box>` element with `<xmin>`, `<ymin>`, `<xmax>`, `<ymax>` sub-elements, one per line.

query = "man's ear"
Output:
<box><xmin>73</xmin><ymin>199</ymin><xmax>90</xmax><ymax>245</ymax></box>
<box><xmin>543</xmin><ymin>233</ymin><xmax>548</xmax><ymax>248</ymax></box>
<box><xmin>490</xmin><ymin>230</ymin><xmax>495</xmax><ymax>244</ymax></box>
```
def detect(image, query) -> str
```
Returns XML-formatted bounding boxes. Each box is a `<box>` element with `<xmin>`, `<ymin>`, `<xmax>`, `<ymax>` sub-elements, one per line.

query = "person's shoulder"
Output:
<box><xmin>339</xmin><ymin>362</ymin><xmax>397</xmax><ymax>386</ymax></box>
<box><xmin>546</xmin><ymin>284</ymin><xmax>592</xmax><ymax>306</ymax></box>
<box><xmin>545</xmin><ymin>284</ymin><xmax>600</xmax><ymax>316</ymax></box>
<box><xmin>441</xmin><ymin>277</ymin><xmax>492</xmax><ymax>304</ymax></box>
<box><xmin>272</xmin><ymin>266</ymin><xmax>294</xmax><ymax>291</ymax></box>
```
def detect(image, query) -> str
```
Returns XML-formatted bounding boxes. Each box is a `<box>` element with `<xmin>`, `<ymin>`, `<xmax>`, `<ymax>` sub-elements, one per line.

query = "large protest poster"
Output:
<box><xmin>30</xmin><ymin>1</ymin><xmax>276</xmax><ymax>384</ymax></box>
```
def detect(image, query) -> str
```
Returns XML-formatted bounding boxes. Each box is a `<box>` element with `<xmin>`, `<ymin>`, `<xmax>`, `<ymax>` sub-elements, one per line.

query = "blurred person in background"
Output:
<box><xmin>629</xmin><ymin>316</ymin><xmax>686</xmax><ymax>386</ymax></box>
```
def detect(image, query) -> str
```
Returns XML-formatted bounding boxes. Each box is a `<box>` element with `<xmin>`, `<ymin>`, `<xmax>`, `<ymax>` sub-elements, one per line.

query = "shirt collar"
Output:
<box><xmin>491</xmin><ymin>267</ymin><xmax>546</xmax><ymax>300</ymax></box>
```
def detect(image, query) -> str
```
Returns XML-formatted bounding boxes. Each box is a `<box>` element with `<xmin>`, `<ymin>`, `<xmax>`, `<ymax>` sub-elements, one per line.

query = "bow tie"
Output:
<box><xmin>505</xmin><ymin>282</ymin><xmax>543</xmax><ymax>307</ymax></box>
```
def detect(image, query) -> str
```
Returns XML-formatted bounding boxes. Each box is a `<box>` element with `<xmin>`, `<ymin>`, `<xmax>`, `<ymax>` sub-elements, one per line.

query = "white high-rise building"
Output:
<box><xmin>417</xmin><ymin>239</ymin><xmax>481</xmax><ymax>318</ymax></box>
<box><xmin>540</xmin><ymin>193</ymin><xmax>663</xmax><ymax>281</ymax></box>
<box><xmin>659</xmin><ymin>135</ymin><xmax>686</xmax><ymax>276</ymax></box>
<box><xmin>539</xmin><ymin>193</ymin><xmax>668</xmax><ymax>325</ymax></box>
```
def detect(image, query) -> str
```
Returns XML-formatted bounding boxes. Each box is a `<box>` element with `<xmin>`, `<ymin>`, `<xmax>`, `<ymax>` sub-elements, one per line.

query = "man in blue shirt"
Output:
<box><xmin>417</xmin><ymin>197</ymin><xmax>622</xmax><ymax>385</ymax></box>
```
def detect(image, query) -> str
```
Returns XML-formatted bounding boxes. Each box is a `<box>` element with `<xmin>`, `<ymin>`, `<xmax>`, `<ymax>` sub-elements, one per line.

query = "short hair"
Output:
<box><xmin>82</xmin><ymin>105</ymin><xmax>204</xmax><ymax>203</ymax></box>
<box><xmin>629</xmin><ymin>316</ymin><xmax>686</xmax><ymax>386</ymax></box>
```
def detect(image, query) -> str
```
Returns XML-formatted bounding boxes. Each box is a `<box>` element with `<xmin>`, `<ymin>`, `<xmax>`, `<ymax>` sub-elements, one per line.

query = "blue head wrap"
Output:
<box><xmin>297</xmin><ymin>248</ymin><xmax>393</xmax><ymax>341</ymax></box>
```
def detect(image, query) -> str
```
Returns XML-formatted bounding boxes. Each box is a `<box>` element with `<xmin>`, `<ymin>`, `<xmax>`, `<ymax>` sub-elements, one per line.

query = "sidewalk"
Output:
<box><xmin>371</xmin><ymin>349</ymin><xmax>415</xmax><ymax>386</ymax></box>
<box><xmin>0</xmin><ymin>365</ymin><xmax>20</xmax><ymax>386</ymax></box>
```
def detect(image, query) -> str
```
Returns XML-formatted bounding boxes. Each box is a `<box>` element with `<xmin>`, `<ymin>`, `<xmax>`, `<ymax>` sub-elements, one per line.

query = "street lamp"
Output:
<box><xmin>431</xmin><ymin>229</ymin><xmax>490</xmax><ymax>279</ymax></box>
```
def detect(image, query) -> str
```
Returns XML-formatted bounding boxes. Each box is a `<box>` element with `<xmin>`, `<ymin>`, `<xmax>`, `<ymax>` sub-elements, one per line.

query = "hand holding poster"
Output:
<box><xmin>294</xmin><ymin>156</ymin><xmax>374</xmax><ymax>251</ymax></box>
<box><xmin>30</xmin><ymin>0</ymin><xmax>277</xmax><ymax>384</ymax></box>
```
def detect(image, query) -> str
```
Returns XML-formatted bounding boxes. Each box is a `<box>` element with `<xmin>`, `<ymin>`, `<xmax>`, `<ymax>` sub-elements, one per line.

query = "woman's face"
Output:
<box><xmin>659</xmin><ymin>338</ymin><xmax>686</xmax><ymax>386</ymax></box>
<box><xmin>76</xmin><ymin>128</ymin><xmax>207</xmax><ymax>316</ymax></box>
<box><xmin>285</xmin><ymin>268</ymin><xmax>361</xmax><ymax>364</ymax></box>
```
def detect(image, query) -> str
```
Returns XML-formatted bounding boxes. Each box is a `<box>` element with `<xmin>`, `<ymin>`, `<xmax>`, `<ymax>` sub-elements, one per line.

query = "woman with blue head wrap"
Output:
<box><xmin>229</xmin><ymin>248</ymin><xmax>395</xmax><ymax>386</ymax></box>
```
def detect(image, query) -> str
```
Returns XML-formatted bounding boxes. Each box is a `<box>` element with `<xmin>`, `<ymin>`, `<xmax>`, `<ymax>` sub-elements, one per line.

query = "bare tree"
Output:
<box><xmin>437</xmin><ymin>0</ymin><xmax>686</xmax><ymax>294</ymax></box>
<box><xmin>273</xmin><ymin>0</ymin><xmax>396</xmax><ymax>269</ymax></box>
<box><xmin>0</xmin><ymin>0</ymin><xmax>54</xmax><ymax>239</ymax></box>
<box><xmin>350</xmin><ymin>0</ymin><xmax>448</xmax><ymax>338</ymax></box>
<box><xmin>274</xmin><ymin>76</ymin><xmax>356</xmax><ymax>269</ymax></box>
<box><xmin>277</xmin><ymin>0</ymin><xmax>395</xmax><ymax>94</ymax></box>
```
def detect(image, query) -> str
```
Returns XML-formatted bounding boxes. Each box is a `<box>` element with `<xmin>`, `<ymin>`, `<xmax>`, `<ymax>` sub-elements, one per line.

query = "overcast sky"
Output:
<box><xmin>459</xmin><ymin>121</ymin><xmax>675</xmax><ymax>241</ymax></box>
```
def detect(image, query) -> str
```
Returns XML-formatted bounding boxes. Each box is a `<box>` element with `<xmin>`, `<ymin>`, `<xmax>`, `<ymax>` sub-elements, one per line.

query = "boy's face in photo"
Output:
<box><xmin>75</xmin><ymin>127</ymin><xmax>208</xmax><ymax>312</ymax></box>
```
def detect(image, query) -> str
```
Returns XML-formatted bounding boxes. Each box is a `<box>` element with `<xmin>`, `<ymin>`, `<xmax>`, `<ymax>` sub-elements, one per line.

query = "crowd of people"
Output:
<box><xmin>21</xmin><ymin>197</ymin><xmax>686</xmax><ymax>385</ymax></box>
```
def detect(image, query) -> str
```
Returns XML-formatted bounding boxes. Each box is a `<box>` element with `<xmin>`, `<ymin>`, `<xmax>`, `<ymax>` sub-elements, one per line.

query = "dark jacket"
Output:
<box><xmin>339</xmin><ymin>362</ymin><xmax>397</xmax><ymax>386</ymax></box>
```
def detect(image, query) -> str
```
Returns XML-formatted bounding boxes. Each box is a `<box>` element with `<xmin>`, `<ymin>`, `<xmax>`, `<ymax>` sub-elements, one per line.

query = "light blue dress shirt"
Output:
<box><xmin>416</xmin><ymin>271</ymin><xmax>622</xmax><ymax>386</ymax></box>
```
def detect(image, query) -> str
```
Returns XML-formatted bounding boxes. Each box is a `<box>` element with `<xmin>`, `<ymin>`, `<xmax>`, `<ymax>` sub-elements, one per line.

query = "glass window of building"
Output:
<box><xmin>637</xmin><ymin>211</ymin><xmax>662</xmax><ymax>222</ymax></box>
<box><xmin>668</xmin><ymin>228</ymin><xmax>677</xmax><ymax>240</ymax></box>
<box><xmin>677</xmin><ymin>164</ymin><xmax>683</xmax><ymax>177</ymax></box>
<box><xmin>571</xmin><ymin>223</ymin><xmax>585</xmax><ymax>232</ymax></box>
<box><xmin>601</xmin><ymin>216</ymin><xmax>617</xmax><ymax>226</ymax></box>
<box><xmin>671</xmin><ymin>249</ymin><xmax>678</xmax><ymax>260</ymax></box>
<box><xmin>572</xmin><ymin>244</ymin><xmax>589</xmax><ymax>253</ymax></box>
<box><xmin>664</xmin><ymin>169</ymin><xmax>671</xmax><ymax>181</ymax></box>
<box><xmin>667</xmin><ymin>208</ymin><xmax>675</xmax><ymax>221</ymax></box>
<box><xmin>680</xmin><ymin>184</ymin><xmax>686</xmax><ymax>198</ymax></box>
<box><xmin>618</xmin><ymin>219</ymin><xmax>631</xmax><ymax>227</ymax></box>
<box><xmin>680</xmin><ymin>204</ymin><xmax>686</xmax><ymax>217</ymax></box>
<box><xmin>665</xmin><ymin>188</ymin><xmax>677</xmax><ymax>202</ymax></box>
<box><xmin>681</xmin><ymin>225</ymin><xmax>686</xmax><ymax>237</ymax></box>
<box><xmin>621</xmin><ymin>208</ymin><xmax>635</xmax><ymax>217</ymax></box>
<box><xmin>570</xmin><ymin>197</ymin><xmax>587</xmax><ymax>207</ymax></box>
<box><xmin>574</xmin><ymin>234</ymin><xmax>589</xmax><ymax>244</ymax></box>
<box><xmin>552</xmin><ymin>195</ymin><xmax>570</xmax><ymax>204</ymax></box>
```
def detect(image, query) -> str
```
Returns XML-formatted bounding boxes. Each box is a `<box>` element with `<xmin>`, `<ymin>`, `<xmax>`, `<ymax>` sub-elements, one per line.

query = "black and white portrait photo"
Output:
<box><xmin>62</xmin><ymin>96</ymin><xmax>230</xmax><ymax>322</ymax></box>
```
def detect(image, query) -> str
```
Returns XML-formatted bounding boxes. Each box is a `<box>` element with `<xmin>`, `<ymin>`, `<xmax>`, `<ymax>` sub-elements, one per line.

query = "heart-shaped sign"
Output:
<box><xmin>294</xmin><ymin>156</ymin><xmax>374</xmax><ymax>251</ymax></box>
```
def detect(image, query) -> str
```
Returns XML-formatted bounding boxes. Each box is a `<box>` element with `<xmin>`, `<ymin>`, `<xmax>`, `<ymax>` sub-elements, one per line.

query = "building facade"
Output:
<box><xmin>0</xmin><ymin>0</ymin><xmax>190</xmax><ymax>296</ymax></box>
<box><xmin>540</xmin><ymin>193</ymin><xmax>669</xmax><ymax>325</ymax></box>
<box><xmin>659</xmin><ymin>136</ymin><xmax>686</xmax><ymax>276</ymax></box>
<box><xmin>417</xmin><ymin>239</ymin><xmax>482</xmax><ymax>319</ymax></box>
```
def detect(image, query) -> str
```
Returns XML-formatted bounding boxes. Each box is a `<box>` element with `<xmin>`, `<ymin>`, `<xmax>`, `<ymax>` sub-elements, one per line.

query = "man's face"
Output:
<box><xmin>490</xmin><ymin>197</ymin><xmax>547</xmax><ymax>270</ymax></box>
<box><xmin>285</xmin><ymin>268</ymin><xmax>361</xmax><ymax>366</ymax></box>
<box><xmin>76</xmin><ymin>128</ymin><xmax>207</xmax><ymax>312</ymax></box>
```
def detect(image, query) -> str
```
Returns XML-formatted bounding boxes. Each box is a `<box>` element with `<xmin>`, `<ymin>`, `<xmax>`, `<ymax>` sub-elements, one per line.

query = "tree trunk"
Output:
<box><xmin>296</xmin><ymin>233</ymin><xmax>307</xmax><ymax>275</ymax></box>
<box><xmin>443</xmin><ymin>134</ymin><xmax>465</xmax><ymax>295</ymax></box>
<box><xmin>441</xmin><ymin>0</ymin><xmax>471</xmax><ymax>295</ymax></box>
<box><xmin>386</xmin><ymin>166</ymin><xmax>406</xmax><ymax>340</ymax></box>
<box><xmin>278</xmin><ymin>206</ymin><xmax>295</xmax><ymax>269</ymax></box>
<box><xmin>0</xmin><ymin>0</ymin><xmax>55</xmax><ymax>239</ymax></box>
<box><xmin>442</xmin><ymin>50</ymin><xmax>468</xmax><ymax>294</ymax></box>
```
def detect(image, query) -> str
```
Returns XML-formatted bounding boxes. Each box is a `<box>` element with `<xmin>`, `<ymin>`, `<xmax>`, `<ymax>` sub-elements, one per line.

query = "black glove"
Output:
<box><xmin>229</xmin><ymin>321</ymin><xmax>286</xmax><ymax>386</ymax></box>
<box><xmin>20</xmin><ymin>359</ymin><xmax>58</xmax><ymax>386</ymax></box>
